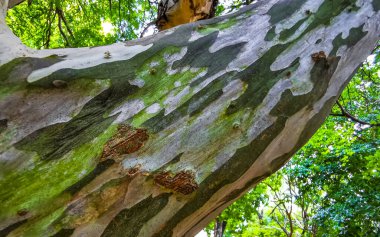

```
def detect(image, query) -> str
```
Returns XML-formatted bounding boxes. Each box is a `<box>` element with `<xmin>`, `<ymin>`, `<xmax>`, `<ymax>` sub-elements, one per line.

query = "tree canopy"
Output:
<box><xmin>6</xmin><ymin>0</ymin><xmax>157</xmax><ymax>48</ymax></box>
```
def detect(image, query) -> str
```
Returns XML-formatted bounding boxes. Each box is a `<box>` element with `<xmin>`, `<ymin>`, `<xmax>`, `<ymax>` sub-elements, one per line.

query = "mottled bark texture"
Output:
<box><xmin>0</xmin><ymin>0</ymin><xmax>379</xmax><ymax>236</ymax></box>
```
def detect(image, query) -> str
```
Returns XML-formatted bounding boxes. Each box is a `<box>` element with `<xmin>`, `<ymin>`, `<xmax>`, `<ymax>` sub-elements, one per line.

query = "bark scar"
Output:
<box><xmin>311</xmin><ymin>51</ymin><xmax>326</xmax><ymax>62</ymax></box>
<box><xmin>101</xmin><ymin>125</ymin><xmax>149</xmax><ymax>161</ymax></box>
<box><xmin>154</xmin><ymin>170</ymin><xmax>198</xmax><ymax>195</ymax></box>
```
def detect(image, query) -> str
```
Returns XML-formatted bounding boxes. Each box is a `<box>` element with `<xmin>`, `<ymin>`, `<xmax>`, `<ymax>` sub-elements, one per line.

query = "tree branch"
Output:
<box><xmin>139</xmin><ymin>21</ymin><xmax>155</xmax><ymax>38</ymax></box>
<box><xmin>273</xmin><ymin>215</ymin><xmax>290</xmax><ymax>236</ymax></box>
<box><xmin>56</xmin><ymin>7</ymin><xmax>75</xmax><ymax>41</ymax></box>
<box><xmin>43</xmin><ymin>6</ymin><xmax>55</xmax><ymax>48</ymax></box>
<box><xmin>330</xmin><ymin>101</ymin><xmax>380</xmax><ymax>127</ymax></box>
<box><xmin>57</xmin><ymin>9</ymin><xmax>71</xmax><ymax>47</ymax></box>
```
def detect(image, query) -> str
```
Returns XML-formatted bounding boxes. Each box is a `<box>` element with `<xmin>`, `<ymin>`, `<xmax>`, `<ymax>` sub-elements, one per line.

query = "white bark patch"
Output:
<box><xmin>190</xmin><ymin>69</ymin><xmax>208</xmax><ymax>84</ymax></box>
<box><xmin>0</xmin><ymin>0</ymin><xmax>8</xmax><ymax>19</ymax></box>
<box><xmin>209</xmin><ymin>78</ymin><xmax>291</xmax><ymax>178</ymax></box>
<box><xmin>174</xmin><ymin>81</ymin><xmax>181</xmax><ymax>87</ymax></box>
<box><xmin>0</xmin><ymin>148</ymin><xmax>36</xmax><ymax>177</ymax></box>
<box><xmin>0</xmin><ymin>80</ymin><xmax>110</xmax><ymax>144</ymax></box>
<box><xmin>123</xmin><ymin>80</ymin><xmax>245</xmax><ymax>174</ymax></box>
<box><xmin>27</xmin><ymin>43</ymin><xmax>152</xmax><ymax>83</ymax></box>
<box><xmin>110</xmin><ymin>99</ymin><xmax>145</xmax><ymax>123</ymax></box>
<box><xmin>164</xmin><ymin>86</ymin><xmax>190</xmax><ymax>115</ymax></box>
<box><xmin>272</xmin><ymin>1</ymin><xmax>375</xmax><ymax>71</ymax></box>
<box><xmin>314</xmin><ymin>13</ymin><xmax>380</xmax><ymax>113</ymax></box>
<box><xmin>216</xmin><ymin>14</ymin><xmax>273</xmax><ymax>71</ymax></box>
<box><xmin>189</xmin><ymin>30</ymin><xmax>206</xmax><ymax>42</ymax></box>
<box><xmin>128</xmin><ymin>78</ymin><xmax>145</xmax><ymax>88</ymax></box>
<box><xmin>273</xmin><ymin>1</ymin><xmax>323</xmax><ymax>38</ymax></box>
<box><xmin>192</xmin><ymin>69</ymin><xmax>223</xmax><ymax>94</ymax></box>
<box><xmin>150</xmin><ymin>61</ymin><xmax>160</xmax><ymax>67</ymax></box>
<box><xmin>165</xmin><ymin>47</ymin><xmax>187</xmax><ymax>75</ymax></box>
<box><xmin>270</xmin><ymin>1</ymin><xmax>376</xmax><ymax>97</ymax></box>
<box><xmin>0</xmin><ymin>22</ymin><xmax>31</xmax><ymax>65</ymax></box>
<box><xmin>289</xmin><ymin>58</ymin><xmax>314</xmax><ymax>95</ymax></box>
<box><xmin>180</xmin><ymin>65</ymin><xmax>191</xmax><ymax>73</ymax></box>
<box><xmin>247</xmin><ymin>79</ymin><xmax>292</xmax><ymax>140</ymax></box>
<box><xmin>169</xmin><ymin>79</ymin><xmax>246</xmax><ymax>176</ymax></box>
<box><xmin>146</xmin><ymin>103</ymin><xmax>161</xmax><ymax>114</ymax></box>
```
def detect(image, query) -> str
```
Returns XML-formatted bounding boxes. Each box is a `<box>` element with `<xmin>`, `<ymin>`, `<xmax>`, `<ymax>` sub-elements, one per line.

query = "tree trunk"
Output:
<box><xmin>213</xmin><ymin>217</ymin><xmax>226</xmax><ymax>237</ymax></box>
<box><xmin>0</xmin><ymin>0</ymin><xmax>379</xmax><ymax>236</ymax></box>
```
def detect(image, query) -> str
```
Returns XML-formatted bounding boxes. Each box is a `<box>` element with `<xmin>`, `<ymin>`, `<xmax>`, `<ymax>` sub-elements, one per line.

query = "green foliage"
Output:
<box><xmin>205</xmin><ymin>184</ymin><xmax>268</xmax><ymax>236</ymax></box>
<box><xmin>6</xmin><ymin>0</ymin><xmax>156</xmax><ymax>49</ymax></box>
<box><xmin>5</xmin><ymin>0</ymin><xmax>253</xmax><ymax>49</ymax></box>
<box><xmin>288</xmin><ymin>119</ymin><xmax>380</xmax><ymax>236</ymax></box>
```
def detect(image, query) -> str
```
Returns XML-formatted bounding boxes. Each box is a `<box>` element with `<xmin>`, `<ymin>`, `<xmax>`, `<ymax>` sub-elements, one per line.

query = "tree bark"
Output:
<box><xmin>0</xmin><ymin>0</ymin><xmax>379</xmax><ymax>236</ymax></box>
<box><xmin>6</xmin><ymin>0</ymin><xmax>25</xmax><ymax>9</ymax></box>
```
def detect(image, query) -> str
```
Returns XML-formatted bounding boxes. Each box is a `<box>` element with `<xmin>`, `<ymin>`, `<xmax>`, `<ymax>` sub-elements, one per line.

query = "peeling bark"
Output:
<box><xmin>0</xmin><ymin>0</ymin><xmax>379</xmax><ymax>236</ymax></box>
<box><xmin>156</xmin><ymin>0</ymin><xmax>218</xmax><ymax>30</ymax></box>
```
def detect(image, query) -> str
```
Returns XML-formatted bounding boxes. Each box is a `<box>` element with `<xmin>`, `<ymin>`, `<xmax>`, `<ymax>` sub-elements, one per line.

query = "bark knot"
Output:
<box><xmin>104</xmin><ymin>51</ymin><xmax>111</xmax><ymax>59</ymax></box>
<box><xmin>0</xmin><ymin>119</ymin><xmax>8</xmax><ymax>133</ymax></box>
<box><xmin>311</xmin><ymin>51</ymin><xmax>326</xmax><ymax>62</ymax></box>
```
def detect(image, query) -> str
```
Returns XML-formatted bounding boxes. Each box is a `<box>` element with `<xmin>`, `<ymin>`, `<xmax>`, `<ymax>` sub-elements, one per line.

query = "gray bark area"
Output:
<box><xmin>7</xmin><ymin>0</ymin><xmax>25</xmax><ymax>9</ymax></box>
<box><xmin>0</xmin><ymin>0</ymin><xmax>379</xmax><ymax>236</ymax></box>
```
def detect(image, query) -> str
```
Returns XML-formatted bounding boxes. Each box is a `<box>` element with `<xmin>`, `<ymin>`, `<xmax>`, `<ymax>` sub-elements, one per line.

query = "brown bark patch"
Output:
<box><xmin>311</xmin><ymin>51</ymin><xmax>327</xmax><ymax>62</ymax></box>
<box><xmin>154</xmin><ymin>170</ymin><xmax>198</xmax><ymax>195</ymax></box>
<box><xmin>127</xmin><ymin>164</ymin><xmax>142</xmax><ymax>176</ymax></box>
<box><xmin>101</xmin><ymin>125</ymin><xmax>149</xmax><ymax>161</ymax></box>
<box><xmin>62</xmin><ymin>178</ymin><xmax>129</xmax><ymax>228</ymax></box>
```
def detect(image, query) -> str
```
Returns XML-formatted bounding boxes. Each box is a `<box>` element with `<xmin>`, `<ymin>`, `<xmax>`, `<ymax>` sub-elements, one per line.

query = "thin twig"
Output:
<box><xmin>139</xmin><ymin>21</ymin><xmax>155</xmax><ymax>38</ymax></box>
<box><xmin>57</xmin><ymin>10</ymin><xmax>71</xmax><ymax>47</ymax></box>
<box><xmin>43</xmin><ymin>6</ymin><xmax>55</xmax><ymax>48</ymax></box>
<box><xmin>56</xmin><ymin>8</ymin><xmax>75</xmax><ymax>40</ymax></box>
<box><xmin>330</xmin><ymin>101</ymin><xmax>380</xmax><ymax>127</ymax></box>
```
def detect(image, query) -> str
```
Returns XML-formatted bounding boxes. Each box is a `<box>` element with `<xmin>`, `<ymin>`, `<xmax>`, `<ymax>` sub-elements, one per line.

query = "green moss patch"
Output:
<box><xmin>196</xmin><ymin>18</ymin><xmax>238</xmax><ymax>35</ymax></box>
<box><xmin>0</xmin><ymin>124</ymin><xmax>118</xmax><ymax>233</ymax></box>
